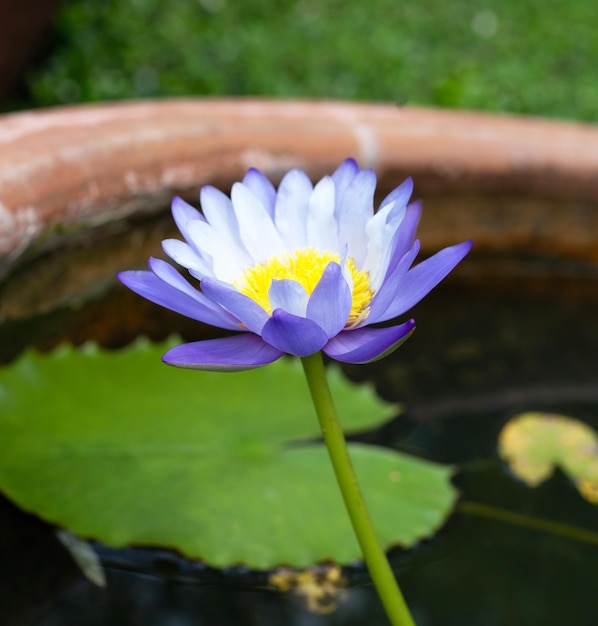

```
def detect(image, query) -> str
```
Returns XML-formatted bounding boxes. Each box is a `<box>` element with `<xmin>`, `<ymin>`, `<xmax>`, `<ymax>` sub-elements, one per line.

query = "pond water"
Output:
<box><xmin>1</xmin><ymin>220</ymin><xmax>597</xmax><ymax>626</ymax></box>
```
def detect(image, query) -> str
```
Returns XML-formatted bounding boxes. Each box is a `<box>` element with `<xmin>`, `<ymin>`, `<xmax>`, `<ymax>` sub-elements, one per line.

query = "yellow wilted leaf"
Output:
<box><xmin>498</xmin><ymin>412</ymin><xmax>598</xmax><ymax>504</ymax></box>
<box><xmin>268</xmin><ymin>564</ymin><xmax>348</xmax><ymax>614</ymax></box>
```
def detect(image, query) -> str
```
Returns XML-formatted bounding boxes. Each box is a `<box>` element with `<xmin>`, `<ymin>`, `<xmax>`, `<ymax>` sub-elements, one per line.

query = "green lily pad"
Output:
<box><xmin>498</xmin><ymin>412</ymin><xmax>598</xmax><ymax>504</ymax></box>
<box><xmin>0</xmin><ymin>339</ymin><xmax>456</xmax><ymax>569</ymax></box>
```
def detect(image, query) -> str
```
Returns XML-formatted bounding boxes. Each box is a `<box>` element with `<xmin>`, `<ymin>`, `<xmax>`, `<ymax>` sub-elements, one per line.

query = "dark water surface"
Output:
<box><xmin>1</xmin><ymin>249</ymin><xmax>597</xmax><ymax>625</ymax></box>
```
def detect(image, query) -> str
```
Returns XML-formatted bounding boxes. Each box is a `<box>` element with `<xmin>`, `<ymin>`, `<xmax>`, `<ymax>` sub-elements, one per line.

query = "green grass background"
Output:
<box><xmin>22</xmin><ymin>0</ymin><xmax>598</xmax><ymax>120</ymax></box>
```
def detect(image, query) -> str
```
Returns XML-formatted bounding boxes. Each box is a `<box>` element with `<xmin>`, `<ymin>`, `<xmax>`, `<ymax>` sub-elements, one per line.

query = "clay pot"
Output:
<box><xmin>1</xmin><ymin>99</ymin><xmax>597</xmax><ymax>355</ymax></box>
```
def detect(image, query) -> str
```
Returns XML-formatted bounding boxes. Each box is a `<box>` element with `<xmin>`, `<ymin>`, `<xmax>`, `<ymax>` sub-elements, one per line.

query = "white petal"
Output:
<box><xmin>307</xmin><ymin>176</ymin><xmax>338</xmax><ymax>252</ymax></box>
<box><xmin>274</xmin><ymin>169</ymin><xmax>312</xmax><ymax>250</ymax></box>
<box><xmin>268</xmin><ymin>279</ymin><xmax>309</xmax><ymax>317</ymax></box>
<box><xmin>231</xmin><ymin>183</ymin><xmax>286</xmax><ymax>263</ymax></box>
<box><xmin>339</xmin><ymin>245</ymin><xmax>354</xmax><ymax>292</ymax></box>
<box><xmin>336</xmin><ymin>169</ymin><xmax>376</xmax><ymax>266</ymax></box>
<box><xmin>186</xmin><ymin>220</ymin><xmax>252</xmax><ymax>282</ymax></box>
<box><xmin>200</xmin><ymin>186</ymin><xmax>241</xmax><ymax>243</ymax></box>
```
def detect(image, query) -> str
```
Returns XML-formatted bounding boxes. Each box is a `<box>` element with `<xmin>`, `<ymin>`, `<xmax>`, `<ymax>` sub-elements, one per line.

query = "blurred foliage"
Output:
<box><xmin>21</xmin><ymin>0</ymin><xmax>598</xmax><ymax>120</ymax></box>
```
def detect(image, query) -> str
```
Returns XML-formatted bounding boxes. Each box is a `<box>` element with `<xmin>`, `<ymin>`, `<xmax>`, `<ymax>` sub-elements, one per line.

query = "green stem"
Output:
<box><xmin>301</xmin><ymin>352</ymin><xmax>416</xmax><ymax>626</ymax></box>
<box><xmin>458</xmin><ymin>501</ymin><xmax>598</xmax><ymax>546</ymax></box>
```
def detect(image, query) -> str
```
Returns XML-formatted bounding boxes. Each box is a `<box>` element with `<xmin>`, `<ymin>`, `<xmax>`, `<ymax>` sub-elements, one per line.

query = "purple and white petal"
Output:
<box><xmin>261</xmin><ymin>310</ymin><xmax>329</xmax><ymax>357</ymax></box>
<box><xmin>231</xmin><ymin>182</ymin><xmax>286</xmax><ymax>263</ymax></box>
<box><xmin>163</xmin><ymin>334</ymin><xmax>284</xmax><ymax>371</ymax></box>
<box><xmin>366</xmin><ymin>240</ymin><xmax>421</xmax><ymax>325</ymax></box>
<box><xmin>373</xmin><ymin>240</ymin><xmax>473</xmax><ymax>323</ymax></box>
<box><xmin>378</xmin><ymin>176</ymin><xmax>414</xmax><ymax>212</ymax></box>
<box><xmin>273</xmin><ymin>169</ymin><xmax>312</xmax><ymax>250</ymax></box>
<box><xmin>162</xmin><ymin>238</ymin><xmax>213</xmax><ymax>278</ymax></box>
<box><xmin>323</xmin><ymin>320</ymin><xmax>416</xmax><ymax>364</ymax></box>
<box><xmin>331</xmin><ymin>158</ymin><xmax>360</xmax><ymax>207</ymax></box>
<box><xmin>361</xmin><ymin>202</ymin><xmax>406</xmax><ymax>291</ymax></box>
<box><xmin>306</xmin><ymin>262</ymin><xmax>352</xmax><ymax>338</ymax></box>
<box><xmin>268</xmin><ymin>279</ymin><xmax>309</xmax><ymax>317</ymax></box>
<box><xmin>171</xmin><ymin>196</ymin><xmax>205</xmax><ymax>242</ymax></box>
<box><xmin>148</xmin><ymin>257</ymin><xmax>223</xmax><ymax>314</ymax></box>
<box><xmin>242</xmin><ymin>168</ymin><xmax>277</xmax><ymax>217</ymax></box>
<box><xmin>200</xmin><ymin>277</ymin><xmax>270</xmax><ymax>333</ymax></box>
<box><xmin>117</xmin><ymin>269</ymin><xmax>240</xmax><ymax>330</ymax></box>
<box><xmin>384</xmin><ymin>200</ymin><xmax>422</xmax><ymax>276</ymax></box>
<box><xmin>362</xmin><ymin>182</ymin><xmax>418</xmax><ymax>289</ymax></box>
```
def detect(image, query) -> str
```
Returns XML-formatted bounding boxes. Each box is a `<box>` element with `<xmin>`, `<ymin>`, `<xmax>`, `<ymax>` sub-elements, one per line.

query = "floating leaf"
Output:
<box><xmin>498</xmin><ymin>412</ymin><xmax>598</xmax><ymax>503</ymax></box>
<box><xmin>0</xmin><ymin>340</ymin><xmax>456</xmax><ymax>569</ymax></box>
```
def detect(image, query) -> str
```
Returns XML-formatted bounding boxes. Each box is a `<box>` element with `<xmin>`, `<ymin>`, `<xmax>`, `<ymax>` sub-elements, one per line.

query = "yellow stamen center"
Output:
<box><xmin>235</xmin><ymin>248</ymin><xmax>373</xmax><ymax>326</ymax></box>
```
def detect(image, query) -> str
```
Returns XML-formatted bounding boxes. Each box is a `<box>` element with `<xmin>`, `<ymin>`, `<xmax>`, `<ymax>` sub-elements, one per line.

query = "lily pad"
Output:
<box><xmin>498</xmin><ymin>412</ymin><xmax>598</xmax><ymax>504</ymax></box>
<box><xmin>0</xmin><ymin>339</ymin><xmax>456</xmax><ymax>569</ymax></box>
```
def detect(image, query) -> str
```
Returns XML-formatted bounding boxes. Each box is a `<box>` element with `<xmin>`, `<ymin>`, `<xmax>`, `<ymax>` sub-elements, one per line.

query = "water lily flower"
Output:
<box><xmin>119</xmin><ymin>159</ymin><xmax>471</xmax><ymax>371</ymax></box>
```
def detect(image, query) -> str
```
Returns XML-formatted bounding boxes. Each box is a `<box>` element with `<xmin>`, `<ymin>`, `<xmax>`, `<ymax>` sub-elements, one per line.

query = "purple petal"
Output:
<box><xmin>200</xmin><ymin>278</ymin><xmax>269</xmax><ymax>333</ymax></box>
<box><xmin>323</xmin><ymin>320</ymin><xmax>416</xmax><ymax>364</ymax></box>
<box><xmin>163</xmin><ymin>334</ymin><xmax>284</xmax><ymax>371</ymax></box>
<box><xmin>306</xmin><ymin>263</ymin><xmax>352</xmax><ymax>338</ymax></box>
<box><xmin>261</xmin><ymin>310</ymin><xmax>329</xmax><ymax>357</ymax></box>
<box><xmin>242</xmin><ymin>168</ymin><xmax>277</xmax><ymax>217</ymax></box>
<box><xmin>373</xmin><ymin>240</ymin><xmax>473</xmax><ymax>323</ymax></box>
<box><xmin>366</xmin><ymin>240</ymin><xmax>421</xmax><ymax>325</ymax></box>
<box><xmin>118</xmin><ymin>268</ymin><xmax>240</xmax><ymax>330</ymax></box>
<box><xmin>148</xmin><ymin>257</ymin><xmax>220</xmax><ymax>313</ymax></box>
<box><xmin>268</xmin><ymin>279</ymin><xmax>309</xmax><ymax>317</ymax></box>
<box><xmin>331</xmin><ymin>158</ymin><xmax>360</xmax><ymax>202</ymax></box>
<box><xmin>385</xmin><ymin>200</ymin><xmax>423</xmax><ymax>276</ymax></box>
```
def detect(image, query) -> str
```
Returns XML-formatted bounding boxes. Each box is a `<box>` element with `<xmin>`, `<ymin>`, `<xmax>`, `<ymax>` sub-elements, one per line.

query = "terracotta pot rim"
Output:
<box><xmin>1</xmin><ymin>97</ymin><xmax>598</xmax><ymax>277</ymax></box>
